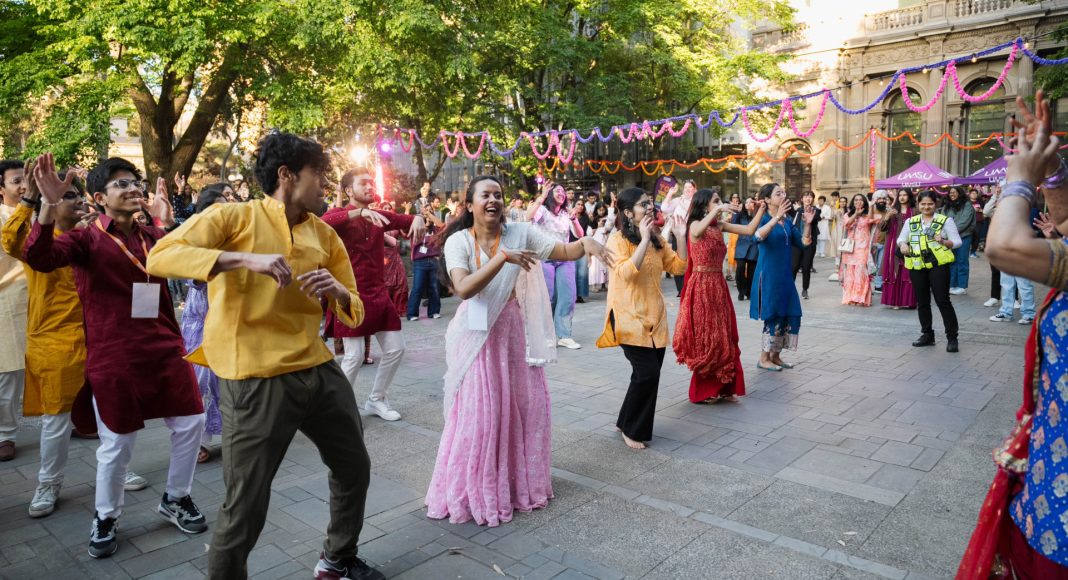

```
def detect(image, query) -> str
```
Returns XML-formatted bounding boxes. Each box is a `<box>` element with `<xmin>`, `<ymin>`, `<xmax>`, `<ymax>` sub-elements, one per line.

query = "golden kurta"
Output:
<box><xmin>0</xmin><ymin>204</ymin><xmax>28</xmax><ymax>374</ymax></box>
<box><xmin>596</xmin><ymin>231</ymin><xmax>687</xmax><ymax>349</ymax></box>
<box><xmin>0</xmin><ymin>203</ymin><xmax>84</xmax><ymax>415</ymax></box>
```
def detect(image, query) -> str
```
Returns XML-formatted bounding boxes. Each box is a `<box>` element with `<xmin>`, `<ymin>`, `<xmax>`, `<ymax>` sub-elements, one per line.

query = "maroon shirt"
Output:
<box><xmin>322</xmin><ymin>206</ymin><xmax>414</xmax><ymax>337</ymax></box>
<box><xmin>23</xmin><ymin>215</ymin><xmax>202</xmax><ymax>434</ymax></box>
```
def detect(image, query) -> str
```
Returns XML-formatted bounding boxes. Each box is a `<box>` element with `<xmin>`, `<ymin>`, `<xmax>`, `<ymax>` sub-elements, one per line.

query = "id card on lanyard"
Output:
<box><xmin>96</xmin><ymin>221</ymin><xmax>160</xmax><ymax>319</ymax></box>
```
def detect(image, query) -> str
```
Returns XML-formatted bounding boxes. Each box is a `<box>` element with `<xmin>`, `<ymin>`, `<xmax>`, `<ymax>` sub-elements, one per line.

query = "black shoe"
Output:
<box><xmin>873</xmin><ymin>287</ymin><xmax>883</xmax><ymax>294</ymax></box>
<box><xmin>576</xmin><ymin>296</ymin><xmax>586</xmax><ymax>304</ymax></box>
<box><xmin>912</xmin><ymin>334</ymin><xmax>935</xmax><ymax>347</ymax></box>
<box><xmin>158</xmin><ymin>493</ymin><xmax>208</xmax><ymax>534</ymax></box>
<box><xmin>802</xmin><ymin>290</ymin><xmax>809</xmax><ymax>300</ymax></box>
<box><xmin>314</xmin><ymin>553</ymin><xmax>385</xmax><ymax>580</ymax></box>
<box><xmin>946</xmin><ymin>339</ymin><xmax>959</xmax><ymax>353</ymax></box>
<box><xmin>738</xmin><ymin>292</ymin><xmax>744</xmax><ymax>301</ymax></box>
<box><xmin>88</xmin><ymin>513</ymin><xmax>118</xmax><ymax>558</ymax></box>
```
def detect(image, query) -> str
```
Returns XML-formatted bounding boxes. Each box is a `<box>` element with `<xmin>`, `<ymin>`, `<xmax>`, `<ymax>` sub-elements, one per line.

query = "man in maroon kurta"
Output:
<box><xmin>25</xmin><ymin>154</ymin><xmax>206</xmax><ymax>560</ymax></box>
<box><xmin>322</xmin><ymin>168</ymin><xmax>424</xmax><ymax>421</ymax></box>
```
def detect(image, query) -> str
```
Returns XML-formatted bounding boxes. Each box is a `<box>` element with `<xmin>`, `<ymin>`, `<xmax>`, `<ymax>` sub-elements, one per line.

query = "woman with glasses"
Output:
<box><xmin>597</xmin><ymin>188</ymin><xmax>687</xmax><ymax>449</ymax></box>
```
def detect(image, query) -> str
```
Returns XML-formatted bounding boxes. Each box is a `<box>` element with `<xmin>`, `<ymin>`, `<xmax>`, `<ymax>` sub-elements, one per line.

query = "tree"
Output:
<box><xmin>0</xmin><ymin>0</ymin><xmax>359</xmax><ymax>186</ymax></box>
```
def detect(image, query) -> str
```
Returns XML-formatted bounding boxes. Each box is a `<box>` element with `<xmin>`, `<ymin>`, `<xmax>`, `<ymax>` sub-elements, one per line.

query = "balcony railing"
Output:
<box><xmin>955</xmin><ymin>0</ymin><xmax>1016</xmax><ymax>18</ymax></box>
<box><xmin>752</xmin><ymin>24</ymin><xmax>810</xmax><ymax>52</ymax></box>
<box><xmin>866</xmin><ymin>5</ymin><xmax>925</xmax><ymax>33</ymax></box>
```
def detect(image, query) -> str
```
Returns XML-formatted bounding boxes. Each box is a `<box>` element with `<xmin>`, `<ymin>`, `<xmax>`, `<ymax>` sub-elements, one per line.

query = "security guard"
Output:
<box><xmin>896</xmin><ymin>190</ymin><xmax>962</xmax><ymax>352</ymax></box>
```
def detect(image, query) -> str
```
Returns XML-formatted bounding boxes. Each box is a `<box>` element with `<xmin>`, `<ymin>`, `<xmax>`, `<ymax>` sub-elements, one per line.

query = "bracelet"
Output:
<box><xmin>1043</xmin><ymin>157</ymin><xmax>1068</xmax><ymax>190</ymax></box>
<box><xmin>1002</xmin><ymin>181</ymin><xmax>1037</xmax><ymax>205</ymax></box>
<box><xmin>41</xmin><ymin>199</ymin><xmax>63</xmax><ymax>207</ymax></box>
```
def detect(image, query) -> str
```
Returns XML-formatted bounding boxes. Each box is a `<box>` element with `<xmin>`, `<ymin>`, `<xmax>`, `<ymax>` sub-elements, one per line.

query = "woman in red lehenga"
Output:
<box><xmin>674</xmin><ymin>188</ymin><xmax>765</xmax><ymax>404</ymax></box>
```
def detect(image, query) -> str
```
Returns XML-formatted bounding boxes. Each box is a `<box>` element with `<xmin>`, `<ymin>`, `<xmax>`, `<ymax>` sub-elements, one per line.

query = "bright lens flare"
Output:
<box><xmin>350</xmin><ymin>145</ymin><xmax>369</xmax><ymax>165</ymax></box>
<box><xmin>375</xmin><ymin>164</ymin><xmax>385</xmax><ymax>202</ymax></box>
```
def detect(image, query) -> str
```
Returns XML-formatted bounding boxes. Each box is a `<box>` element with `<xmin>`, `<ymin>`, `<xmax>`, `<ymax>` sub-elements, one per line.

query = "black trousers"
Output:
<box><xmin>736</xmin><ymin>259</ymin><xmax>756</xmax><ymax>298</ymax></box>
<box><xmin>791</xmin><ymin>245</ymin><xmax>817</xmax><ymax>291</ymax></box>
<box><xmin>617</xmin><ymin>345</ymin><xmax>666</xmax><ymax>442</ymax></box>
<box><xmin>908</xmin><ymin>265</ymin><xmax>959</xmax><ymax>339</ymax></box>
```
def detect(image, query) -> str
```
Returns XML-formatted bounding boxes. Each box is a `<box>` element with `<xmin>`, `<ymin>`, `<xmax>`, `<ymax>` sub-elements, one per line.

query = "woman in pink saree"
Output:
<box><xmin>426</xmin><ymin>176</ymin><xmax>613</xmax><ymax>527</ymax></box>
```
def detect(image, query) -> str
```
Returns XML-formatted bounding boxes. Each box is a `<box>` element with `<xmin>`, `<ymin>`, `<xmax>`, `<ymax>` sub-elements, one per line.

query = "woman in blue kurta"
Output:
<box><xmin>749</xmin><ymin>183</ymin><xmax>815</xmax><ymax>371</ymax></box>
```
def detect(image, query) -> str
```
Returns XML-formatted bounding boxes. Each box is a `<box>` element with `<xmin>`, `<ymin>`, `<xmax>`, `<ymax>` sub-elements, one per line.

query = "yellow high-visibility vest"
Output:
<box><xmin>904</xmin><ymin>214</ymin><xmax>955</xmax><ymax>270</ymax></box>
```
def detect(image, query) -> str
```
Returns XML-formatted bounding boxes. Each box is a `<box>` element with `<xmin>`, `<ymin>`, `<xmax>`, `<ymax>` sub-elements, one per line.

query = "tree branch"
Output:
<box><xmin>171</xmin><ymin>45</ymin><xmax>246</xmax><ymax>176</ymax></box>
<box><xmin>172</xmin><ymin>73</ymin><xmax>195</xmax><ymax>120</ymax></box>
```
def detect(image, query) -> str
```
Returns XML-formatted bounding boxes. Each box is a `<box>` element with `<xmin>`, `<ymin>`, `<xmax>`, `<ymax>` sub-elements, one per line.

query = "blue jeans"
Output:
<box><xmin>406</xmin><ymin>259</ymin><xmax>440</xmax><ymax>318</ymax></box>
<box><xmin>872</xmin><ymin>243</ymin><xmax>885</xmax><ymax>289</ymax></box>
<box><xmin>1000</xmin><ymin>275</ymin><xmax>1036</xmax><ymax>319</ymax></box>
<box><xmin>575</xmin><ymin>255</ymin><xmax>589</xmax><ymax>298</ymax></box>
<box><xmin>950</xmin><ymin>236</ymin><xmax>971</xmax><ymax>289</ymax></box>
<box><xmin>542</xmin><ymin>260</ymin><xmax>576</xmax><ymax>339</ymax></box>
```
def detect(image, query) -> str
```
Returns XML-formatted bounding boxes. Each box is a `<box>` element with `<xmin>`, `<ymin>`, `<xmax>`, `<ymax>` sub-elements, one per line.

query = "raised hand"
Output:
<box><xmin>803</xmin><ymin>206</ymin><xmax>816</xmax><ymax>223</ymax></box>
<box><xmin>638</xmin><ymin>214</ymin><xmax>654</xmax><ymax>241</ymax></box>
<box><xmin>670</xmin><ymin>213</ymin><xmax>687</xmax><ymax>239</ymax></box>
<box><xmin>243</xmin><ymin>253</ymin><xmax>292</xmax><ymax>288</ymax></box>
<box><xmin>174</xmin><ymin>172</ymin><xmax>187</xmax><ymax>194</ymax></box>
<box><xmin>31</xmin><ymin>153</ymin><xmax>75</xmax><ymax>205</ymax></box>
<box><xmin>1035</xmin><ymin>212</ymin><xmax>1059</xmax><ymax>238</ymax></box>
<box><xmin>357</xmin><ymin>208</ymin><xmax>390</xmax><ymax>228</ymax></box>
<box><xmin>776</xmin><ymin>200</ymin><xmax>793</xmax><ymax>220</ymax></box>
<box><xmin>408</xmin><ymin>215</ymin><xmax>426</xmax><ymax>245</ymax></box>
<box><xmin>581</xmin><ymin>237</ymin><xmax>616</xmax><ymax>268</ymax></box>
<box><xmin>1006</xmin><ymin>125</ymin><xmax>1061</xmax><ymax>187</ymax></box>
<box><xmin>144</xmin><ymin>177</ymin><xmax>175</xmax><ymax>227</ymax></box>
<box><xmin>297</xmin><ymin>267</ymin><xmax>348</xmax><ymax>301</ymax></box>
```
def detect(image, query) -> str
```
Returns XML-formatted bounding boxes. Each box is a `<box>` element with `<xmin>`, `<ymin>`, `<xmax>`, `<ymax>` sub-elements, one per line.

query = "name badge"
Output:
<box><xmin>468</xmin><ymin>294</ymin><xmax>489</xmax><ymax>331</ymax></box>
<box><xmin>131</xmin><ymin>282</ymin><xmax>161</xmax><ymax>318</ymax></box>
<box><xmin>419</xmin><ymin>245</ymin><xmax>428</xmax><ymax>254</ymax></box>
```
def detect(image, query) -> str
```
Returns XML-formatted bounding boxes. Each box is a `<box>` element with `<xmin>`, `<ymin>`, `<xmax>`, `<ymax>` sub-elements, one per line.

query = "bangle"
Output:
<box><xmin>41</xmin><ymin>199</ymin><xmax>62</xmax><ymax>207</ymax></box>
<box><xmin>1002</xmin><ymin>181</ymin><xmax>1037</xmax><ymax>205</ymax></box>
<box><xmin>20</xmin><ymin>196</ymin><xmax>38</xmax><ymax>208</ymax></box>
<box><xmin>1043</xmin><ymin>157</ymin><xmax>1068</xmax><ymax>190</ymax></box>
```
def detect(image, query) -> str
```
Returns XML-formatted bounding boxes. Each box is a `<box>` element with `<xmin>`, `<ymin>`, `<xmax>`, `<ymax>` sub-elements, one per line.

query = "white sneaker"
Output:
<box><xmin>1019</xmin><ymin>317</ymin><xmax>1035</xmax><ymax>325</ymax></box>
<box><xmin>123</xmin><ymin>471</ymin><xmax>148</xmax><ymax>491</ymax></box>
<box><xmin>983</xmin><ymin>298</ymin><xmax>1000</xmax><ymax>307</ymax></box>
<box><xmin>407</xmin><ymin>316</ymin><xmax>419</xmax><ymax>321</ymax></box>
<box><xmin>990</xmin><ymin>313</ymin><xmax>1013</xmax><ymax>322</ymax></box>
<box><xmin>828</xmin><ymin>273</ymin><xmax>839</xmax><ymax>282</ymax></box>
<box><xmin>557</xmin><ymin>338</ymin><xmax>582</xmax><ymax>350</ymax></box>
<box><xmin>29</xmin><ymin>483</ymin><xmax>61</xmax><ymax>518</ymax></box>
<box><xmin>363</xmin><ymin>399</ymin><xmax>401</xmax><ymax>421</ymax></box>
<box><xmin>431</xmin><ymin>314</ymin><xmax>441</xmax><ymax>319</ymax></box>
<box><xmin>1015</xmin><ymin>300</ymin><xmax>1022</xmax><ymax>309</ymax></box>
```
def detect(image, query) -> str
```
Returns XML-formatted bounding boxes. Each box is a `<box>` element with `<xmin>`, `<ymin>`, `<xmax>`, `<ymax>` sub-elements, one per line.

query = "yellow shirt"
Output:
<box><xmin>0</xmin><ymin>203</ymin><xmax>84</xmax><ymax>414</ymax></box>
<box><xmin>146</xmin><ymin>197</ymin><xmax>364</xmax><ymax>380</ymax></box>
<box><xmin>596</xmin><ymin>231</ymin><xmax>686</xmax><ymax>349</ymax></box>
<box><xmin>0</xmin><ymin>204</ymin><xmax>27</xmax><ymax>373</ymax></box>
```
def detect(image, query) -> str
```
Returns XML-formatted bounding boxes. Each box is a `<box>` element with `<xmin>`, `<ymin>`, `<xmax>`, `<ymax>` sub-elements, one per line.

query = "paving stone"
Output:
<box><xmin>790</xmin><ymin>448</ymin><xmax>884</xmax><ymax>483</ymax></box>
<box><xmin>870</xmin><ymin>441</ymin><xmax>925</xmax><ymax>467</ymax></box>
<box><xmin>646</xmin><ymin>526</ymin><xmax>839</xmax><ymax>580</ymax></box>
<box><xmin>393</xmin><ymin>553</ymin><xmax>505</xmax><ymax>579</ymax></box>
<box><xmin>911</xmin><ymin>448</ymin><xmax>946</xmax><ymax>472</ymax></box>
<box><xmin>624</xmin><ymin>457</ymin><xmax>772</xmax><ymax>517</ymax></box>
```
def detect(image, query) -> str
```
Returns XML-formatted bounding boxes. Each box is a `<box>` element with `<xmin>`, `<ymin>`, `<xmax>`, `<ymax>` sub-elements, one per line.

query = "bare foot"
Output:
<box><xmin>622</xmin><ymin>433</ymin><xmax>646</xmax><ymax>449</ymax></box>
<box><xmin>613</xmin><ymin>426</ymin><xmax>622</xmax><ymax>432</ymax></box>
<box><xmin>721</xmin><ymin>395</ymin><xmax>740</xmax><ymax>403</ymax></box>
<box><xmin>699</xmin><ymin>397</ymin><xmax>721</xmax><ymax>405</ymax></box>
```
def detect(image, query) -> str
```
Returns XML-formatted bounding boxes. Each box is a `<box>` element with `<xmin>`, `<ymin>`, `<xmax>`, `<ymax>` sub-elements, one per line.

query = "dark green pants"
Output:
<box><xmin>208</xmin><ymin>360</ymin><xmax>370</xmax><ymax>579</ymax></box>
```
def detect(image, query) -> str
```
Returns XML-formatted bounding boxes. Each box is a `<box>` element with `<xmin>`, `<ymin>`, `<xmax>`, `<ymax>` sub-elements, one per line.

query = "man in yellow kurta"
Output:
<box><xmin>0</xmin><ymin>160</ymin><xmax>29</xmax><ymax>462</ymax></box>
<box><xmin>1</xmin><ymin>168</ymin><xmax>88</xmax><ymax>517</ymax></box>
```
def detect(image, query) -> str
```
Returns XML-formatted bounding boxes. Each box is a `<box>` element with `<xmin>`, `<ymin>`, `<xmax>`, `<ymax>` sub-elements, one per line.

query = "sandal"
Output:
<box><xmin>364</xmin><ymin>357</ymin><xmax>375</xmax><ymax>365</ymax></box>
<box><xmin>197</xmin><ymin>446</ymin><xmax>212</xmax><ymax>464</ymax></box>
<box><xmin>756</xmin><ymin>362</ymin><xmax>782</xmax><ymax>372</ymax></box>
<box><xmin>698</xmin><ymin>397</ymin><xmax>722</xmax><ymax>405</ymax></box>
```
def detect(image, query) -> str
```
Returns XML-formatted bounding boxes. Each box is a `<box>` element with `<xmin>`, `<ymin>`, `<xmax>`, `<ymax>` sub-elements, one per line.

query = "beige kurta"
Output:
<box><xmin>0</xmin><ymin>204</ymin><xmax>27</xmax><ymax>373</ymax></box>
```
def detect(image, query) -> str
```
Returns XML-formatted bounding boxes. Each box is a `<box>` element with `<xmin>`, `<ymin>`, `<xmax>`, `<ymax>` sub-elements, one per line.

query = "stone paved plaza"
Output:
<box><xmin>0</xmin><ymin>255</ymin><xmax>1036</xmax><ymax>579</ymax></box>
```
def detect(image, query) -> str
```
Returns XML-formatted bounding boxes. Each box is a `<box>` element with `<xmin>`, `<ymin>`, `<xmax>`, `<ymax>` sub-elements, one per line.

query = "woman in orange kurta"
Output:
<box><xmin>1</xmin><ymin>171</ymin><xmax>88</xmax><ymax>518</ymax></box>
<box><xmin>597</xmin><ymin>188</ymin><xmax>687</xmax><ymax>450</ymax></box>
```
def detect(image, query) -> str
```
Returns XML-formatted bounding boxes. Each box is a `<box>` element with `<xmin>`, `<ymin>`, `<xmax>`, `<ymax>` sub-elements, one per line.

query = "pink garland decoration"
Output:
<box><xmin>395</xmin><ymin>129</ymin><xmax>415</xmax><ymax>153</ymax></box>
<box><xmin>555</xmin><ymin>131</ymin><xmax>578</xmax><ymax>164</ymax></box>
<box><xmin>741</xmin><ymin>101</ymin><xmax>787</xmax><ymax>143</ymax></box>
<box><xmin>458</xmin><ymin>132</ymin><xmax>487</xmax><ymax>159</ymax></box>
<box><xmin>869</xmin><ymin>129</ymin><xmax>877</xmax><ymax>169</ymax></box>
<box><xmin>785</xmin><ymin>92</ymin><xmax>829</xmax><ymax>138</ymax></box>
<box><xmin>664</xmin><ymin>119</ymin><xmax>691</xmax><ymax>138</ymax></box>
<box><xmin>440</xmin><ymin>131</ymin><xmax>461</xmax><ymax>158</ymax></box>
<box><xmin>527</xmin><ymin>133</ymin><xmax>557</xmax><ymax>160</ymax></box>
<box><xmin>948</xmin><ymin>42</ymin><xmax>1018</xmax><ymax>103</ymax></box>
<box><xmin>899</xmin><ymin>70</ymin><xmax>949</xmax><ymax>113</ymax></box>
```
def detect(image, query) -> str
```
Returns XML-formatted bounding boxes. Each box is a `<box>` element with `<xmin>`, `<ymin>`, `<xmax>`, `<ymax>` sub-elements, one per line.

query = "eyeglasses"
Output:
<box><xmin>105</xmin><ymin>179</ymin><xmax>145</xmax><ymax>191</ymax></box>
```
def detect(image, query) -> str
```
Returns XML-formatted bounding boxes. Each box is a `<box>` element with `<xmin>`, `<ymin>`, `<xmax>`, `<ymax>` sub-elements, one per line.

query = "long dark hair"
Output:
<box><xmin>893</xmin><ymin>188</ymin><xmax>915</xmax><ymax>212</ymax></box>
<box><xmin>544</xmin><ymin>184</ymin><xmax>566</xmax><ymax>215</ymax></box>
<box><xmin>846</xmin><ymin>193</ymin><xmax>869</xmax><ymax>217</ymax></box>
<box><xmin>757</xmin><ymin>183</ymin><xmax>779</xmax><ymax>201</ymax></box>
<box><xmin>435</xmin><ymin>175</ymin><xmax>504</xmax><ymax>290</ymax></box>
<box><xmin>616</xmin><ymin>187</ymin><xmax>663</xmax><ymax>250</ymax></box>
<box><xmin>946</xmin><ymin>186</ymin><xmax>968</xmax><ymax>210</ymax></box>
<box><xmin>686</xmin><ymin>188</ymin><xmax>719</xmax><ymax>232</ymax></box>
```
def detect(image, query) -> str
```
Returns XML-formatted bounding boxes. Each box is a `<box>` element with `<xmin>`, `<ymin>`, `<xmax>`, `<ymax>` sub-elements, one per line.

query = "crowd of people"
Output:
<box><xmin>0</xmin><ymin>88</ymin><xmax>1066</xmax><ymax>578</ymax></box>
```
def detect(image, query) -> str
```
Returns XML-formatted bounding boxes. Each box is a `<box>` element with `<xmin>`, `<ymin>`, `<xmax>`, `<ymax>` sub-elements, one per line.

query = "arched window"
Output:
<box><xmin>963</xmin><ymin>78</ymin><xmax>1005</xmax><ymax>174</ymax></box>
<box><xmin>885</xmin><ymin>89</ymin><xmax>922</xmax><ymax>177</ymax></box>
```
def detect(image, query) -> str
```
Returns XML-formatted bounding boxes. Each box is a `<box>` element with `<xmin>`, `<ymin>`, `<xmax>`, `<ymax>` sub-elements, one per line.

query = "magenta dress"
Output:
<box><xmin>425</xmin><ymin>300</ymin><xmax>553</xmax><ymax>527</ymax></box>
<box><xmin>880</xmin><ymin>210</ymin><xmax>917</xmax><ymax>308</ymax></box>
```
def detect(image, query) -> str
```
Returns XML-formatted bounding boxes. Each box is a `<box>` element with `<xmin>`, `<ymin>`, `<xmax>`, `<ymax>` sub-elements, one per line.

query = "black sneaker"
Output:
<box><xmin>912</xmin><ymin>333</ymin><xmax>936</xmax><ymax>347</ymax></box>
<box><xmin>314</xmin><ymin>553</ymin><xmax>385</xmax><ymax>580</ymax></box>
<box><xmin>88</xmin><ymin>513</ymin><xmax>118</xmax><ymax>558</ymax></box>
<box><xmin>158</xmin><ymin>493</ymin><xmax>208</xmax><ymax>534</ymax></box>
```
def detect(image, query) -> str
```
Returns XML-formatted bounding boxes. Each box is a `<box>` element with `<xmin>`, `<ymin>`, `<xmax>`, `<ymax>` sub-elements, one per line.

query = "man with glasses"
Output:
<box><xmin>0</xmin><ymin>160</ymin><xmax>27</xmax><ymax>462</ymax></box>
<box><xmin>25</xmin><ymin>155</ymin><xmax>207</xmax><ymax>559</ymax></box>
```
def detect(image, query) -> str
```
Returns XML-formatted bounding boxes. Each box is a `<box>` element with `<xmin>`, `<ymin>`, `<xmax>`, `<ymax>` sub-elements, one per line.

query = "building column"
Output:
<box><xmin>925</xmin><ymin>68</ymin><xmax>945</xmax><ymax>168</ymax></box>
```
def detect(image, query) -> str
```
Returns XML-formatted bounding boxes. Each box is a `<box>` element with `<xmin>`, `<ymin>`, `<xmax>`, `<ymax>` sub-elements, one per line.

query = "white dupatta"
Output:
<box><xmin>442</xmin><ymin>223</ymin><xmax>557</xmax><ymax>416</ymax></box>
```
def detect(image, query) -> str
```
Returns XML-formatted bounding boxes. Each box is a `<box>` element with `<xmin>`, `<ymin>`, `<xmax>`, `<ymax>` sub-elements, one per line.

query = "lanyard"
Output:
<box><xmin>95</xmin><ymin>220</ymin><xmax>151</xmax><ymax>281</ymax></box>
<box><xmin>472</xmin><ymin>227</ymin><xmax>501</xmax><ymax>268</ymax></box>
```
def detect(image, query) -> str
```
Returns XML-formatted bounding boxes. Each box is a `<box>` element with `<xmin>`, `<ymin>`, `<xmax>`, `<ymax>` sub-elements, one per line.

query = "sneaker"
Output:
<box><xmin>407</xmin><ymin>316</ymin><xmax>419</xmax><ymax>321</ymax></box>
<box><xmin>873</xmin><ymin>287</ymin><xmax>882</xmax><ymax>294</ymax></box>
<box><xmin>362</xmin><ymin>399</ymin><xmax>401</xmax><ymax>421</ymax></box>
<box><xmin>1015</xmin><ymin>300</ymin><xmax>1022</xmax><ymax>309</ymax></box>
<box><xmin>970</xmin><ymin>253</ymin><xmax>979</xmax><ymax>258</ymax></box>
<box><xmin>557</xmin><ymin>338</ymin><xmax>582</xmax><ymax>350</ymax></box>
<box><xmin>990</xmin><ymin>313</ymin><xmax>1013</xmax><ymax>322</ymax></box>
<box><xmin>828</xmin><ymin>273</ymin><xmax>839</xmax><ymax>282</ymax></box>
<box><xmin>158</xmin><ymin>493</ymin><xmax>208</xmax><ymax>534</ymax></box>
<box><xmin>123</xmin><ymin>471</ymin><xmax>148</xmax><ymax>491</ymax></box>
<box><xmin>1019</xmin><ymin>317</ymin><xmax>1035</xmax><ymax>325</ymax></box>
<box><xmin>314</xmin><ymin>552</ymin><xmax>385</xmax><ymax>580</ymax></box>
<box><xmin>29</xmin><ymin>483</ymin><xmax>61</xmax><ymax>518</ymax></box>
<box><xmin>983</xmin><ymin>298</ymin><xmax>1000</xmax><ymax>307</ymax></box>
<box><xmin>431</xmin><ymin>314</ymin><xmax>441</xmax><ymax>319</ymax></box>
<box><xmin>88</xmin><ymin>513</ymin><xmax>118</xmax><ymax>558</ymax></box>
<box><xmin>949</xmin><ymin>287</ymin><xmax>967</xmax><ymax>295</ymax></box>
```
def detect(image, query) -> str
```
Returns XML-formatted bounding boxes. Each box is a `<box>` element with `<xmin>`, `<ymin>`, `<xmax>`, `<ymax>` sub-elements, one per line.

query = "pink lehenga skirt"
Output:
<box><xmin>426</xmin><ymin>300</ymin><xmax>553</xmax><ymax>527</ymax></box>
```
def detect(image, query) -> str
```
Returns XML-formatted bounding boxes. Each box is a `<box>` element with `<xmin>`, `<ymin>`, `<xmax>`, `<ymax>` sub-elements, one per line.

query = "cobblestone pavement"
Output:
<box><xmin>0</xmin><ymin>255</ymin><xmax>1035</xmax><ymax>579</ymax></box>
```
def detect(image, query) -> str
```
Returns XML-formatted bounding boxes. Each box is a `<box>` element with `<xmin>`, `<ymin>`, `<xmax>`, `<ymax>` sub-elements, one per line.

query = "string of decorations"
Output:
<box><xmin>377</xmin><ymin>37</ymin><xmax>1067</xmax><ymax>161</ymax></box>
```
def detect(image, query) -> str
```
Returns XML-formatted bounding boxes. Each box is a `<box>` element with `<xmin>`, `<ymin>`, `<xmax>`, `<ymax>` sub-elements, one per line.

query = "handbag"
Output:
<box><xmin>838</xmin><ymin>237</ymin><xmax>854</xmax><ymax>253</ymax></box>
